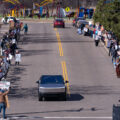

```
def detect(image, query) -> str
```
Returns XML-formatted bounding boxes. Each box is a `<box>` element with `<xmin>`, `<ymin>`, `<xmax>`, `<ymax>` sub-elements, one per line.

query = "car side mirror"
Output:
<box><xmin>65</xmin><ymin>81</ymin><xmax>69</xmax><ymax>83</ymax></box>
<box><xmin>36</xmin><ymin>81</ymin><xmax>39</xmax><ymax>84</ymax></box>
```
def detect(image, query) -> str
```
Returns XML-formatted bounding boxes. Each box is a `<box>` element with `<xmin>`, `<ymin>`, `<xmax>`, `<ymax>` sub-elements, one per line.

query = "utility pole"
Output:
<box><xmin>77</xmin><ymin>0</ymin><xmax>80</xmax><ymax>8</ymax></box>
<box><xmin>77</xmin><ymin>0</ymin><xmax>80</xmax><ymax>16</ymax></box>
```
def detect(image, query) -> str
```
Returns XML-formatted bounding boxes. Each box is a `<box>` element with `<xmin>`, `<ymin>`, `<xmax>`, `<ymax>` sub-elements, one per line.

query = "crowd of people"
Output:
<box><xmin>0</xmin><ymin>20</ymin><xmax>28</xmax><ymax>119</ymax></box>
<box><xmin>0</xmin><ymin>21</ymin><xmax>23</xmax><ymax>81</ymax></box>
<box><xmin>77</xmin><ymin>22</ymin><xmax>120</xmax><ymax>77</ymax></box>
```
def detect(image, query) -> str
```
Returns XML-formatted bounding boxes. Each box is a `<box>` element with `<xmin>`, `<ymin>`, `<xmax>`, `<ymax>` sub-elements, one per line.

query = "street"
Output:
<box><xmin>5</xmin><ymin>22</ymin><xmax>120</xmax><ymax>120</ymax></box>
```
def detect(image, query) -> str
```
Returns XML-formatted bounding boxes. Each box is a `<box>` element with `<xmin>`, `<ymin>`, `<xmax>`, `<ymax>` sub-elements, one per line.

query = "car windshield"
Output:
<box><xmin>8</xmin><ymin>17</ymin><xmax>14</xmax><ymax>19</ymax></box>
<box><xmin>56</xmin><ymin>19</ymin><xmax>63</xmax><ymax>22</ymax></box>
<box><xmin>41</xmin><ymin>76</ymin><xmax>64</xmax><ymax>84</ymax></box>
<box><xmin>76</xmin><ymin>17</ymin><xmax>85</xmax><ymax>21</ymax></box>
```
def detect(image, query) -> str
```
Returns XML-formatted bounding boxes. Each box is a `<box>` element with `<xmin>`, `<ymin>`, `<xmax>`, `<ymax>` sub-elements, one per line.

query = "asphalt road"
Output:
<box><xmin>4</xmin><ymin>22</ymin><xmax>120</xmax><ymax>120</ymax></box>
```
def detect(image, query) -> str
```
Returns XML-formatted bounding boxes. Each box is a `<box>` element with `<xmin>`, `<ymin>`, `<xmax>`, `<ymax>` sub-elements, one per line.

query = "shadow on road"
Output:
<box><xmin>68</xmin><ymin>93</ymin><xmax>84</xmax><ymax>101</ymax></box>
<box><xmin>21</xmin><ymin>49</ymin><xmax>52</xmax><ymax>57</ymax></box>
<box><xmin>21</xmin><ymin>33</ymin><xmax>94</xmax><ymax>45</ymax></box>
<box><xmin>70</xmin><ymin>85</ymin><xmax>120</xmax><ymax>95</ymax></box>
<box><xmin>9</xmin><ymin>87</ymin><xmax>38</xmax><ymax>99</ymax></box>
<box><xmin>7</xmin><ymin>107</ymin><xmax>103</xmax><ymax>117</ymax></box>
<box><xmin>6</xmin><ymin>66</ymin><xmax>39</xmax><ymax>100</ymax></box>
<box><xmin>42</xmin><ymin>93</ymin><xmax>84</xmax><ymax>102</ymax></box>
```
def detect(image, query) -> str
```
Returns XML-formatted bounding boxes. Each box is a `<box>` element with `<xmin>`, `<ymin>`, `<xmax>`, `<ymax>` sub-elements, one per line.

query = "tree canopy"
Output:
<box><xmin>93</xmin><ymin>0</ymin><xmax>120</xmax><ymax>40</ymax></box>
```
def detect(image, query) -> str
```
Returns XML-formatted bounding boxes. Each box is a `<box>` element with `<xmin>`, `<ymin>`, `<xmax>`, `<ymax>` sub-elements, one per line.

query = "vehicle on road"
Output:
<box><xmin>36</xmin><ymin>75</ymin><xmax>67</xmax><ymax>101</ymax></box>
<box><xmin>1</xmin><ymin>16</ymin><xmax>19</xmax><ymax>24</ymax></box>
<box><xmin>72</xmin><ymin>17</ymin><xmax>85</xmax><ymax>27</ymax></box>
<box><xmin>76</xmin><ymin>20</ymin><xmax>89</xmax><ymax>28</ymax></box>
<box><xmin>66</xmin><ymin>12</ymin><xmax>76</xmax><ymax>18</ymax></box>
<box><xmin>53</xmin><ymin>18</ymin><xmax>65</xmax><ymax>28</ymax></box>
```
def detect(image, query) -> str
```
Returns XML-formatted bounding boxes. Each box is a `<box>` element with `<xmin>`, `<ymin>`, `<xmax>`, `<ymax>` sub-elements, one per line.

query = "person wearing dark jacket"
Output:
<box><xmin>112</xmin><ymin>46</ymin><xmax>118</xmax><ymax>64</ymax></box>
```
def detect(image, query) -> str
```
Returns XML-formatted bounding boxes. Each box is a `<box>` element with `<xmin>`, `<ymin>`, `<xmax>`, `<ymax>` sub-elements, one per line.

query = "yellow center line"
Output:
<box><xmin>61</xmin><ymin>61</ymin><xmax>70</xmax><ymax>96</ymax></box>
<box><xmin>61</xmin><ymin>61</ymin><xmax>66</xmax><ymax>82</ymax></box>
<box><xmin>54</xmin><ymin>28</ymin><xmax>70</xmax><ymax>96</ymax></box>
<box><xmin>63</xmin><ymin>61</ymin><xmax>68</xmax><ymax>81</ymax></box>
<box><xmin>56</xmin><ymin>32</ymin><xmax>64</xmax><ymax>56</ymax></box>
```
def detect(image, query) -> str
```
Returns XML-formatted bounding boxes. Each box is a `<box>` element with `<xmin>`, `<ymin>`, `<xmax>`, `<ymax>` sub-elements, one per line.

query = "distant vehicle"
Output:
<box><xmin>1</xmin><ymin>16</ymin><xmax>19</xmax><ymax>24</ymax></box>
<box><xmin>36</xmin><ymin>75</ymin><xmax>67</xmax><ymax>101</ymax></box>
<box><xmin>72</xmin><ymin>17</ymin><xmax>85</xmax><ymax>27</ymax></box>
<box><xmin>76</xmin><ymin>20</ymin><xmax>89</xmax><ymax>28</ymax></box>
<box><xmin>66</xmin><ymin>12</ymin><xmax>76</xmax><ymax>18</ymax></box>
<box><xmin>54</xmin><ymin>18</ymin><xmax>65</xmax><ymax>28</ymax></box>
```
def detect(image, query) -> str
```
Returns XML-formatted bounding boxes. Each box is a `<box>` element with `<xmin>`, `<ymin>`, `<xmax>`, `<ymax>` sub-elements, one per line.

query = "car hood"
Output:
<box><xmin>40</xmin><ymin>84</ymin><xmax>65</xmax><ymax>88</ymax></box>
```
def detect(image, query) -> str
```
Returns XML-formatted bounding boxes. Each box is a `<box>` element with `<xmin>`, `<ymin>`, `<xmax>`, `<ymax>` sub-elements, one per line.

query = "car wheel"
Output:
<box><xmin>38</xmin><ymin>94</ymin><xmax>42</xmax><ymax>101</ymax></box>
<box><xmin>62</xmin><ymin>94</ymin><xmax>67</xmax><ymax>101</ymax></box>
<box><xmin>42</xmin><ymin>96</ymin><xmax>45</xmax><ymax>101</ymax></box>
<box><xmin>63</xmin><ymin>96</ymin><xmax>66</xmax><ymax>101</ymax></box>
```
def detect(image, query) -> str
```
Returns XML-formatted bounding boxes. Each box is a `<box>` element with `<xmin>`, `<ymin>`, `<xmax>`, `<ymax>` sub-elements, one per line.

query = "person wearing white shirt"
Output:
<box><xmin>12</xmin><ymin>38</ymin><xmax>16</xmax><ymax>44</ymax></box>
<box><xmin>15</xmin><ymin>50</ymin><xmax>21</xmax><ymax>65</ymax></box>
<box><xmin>7</xmin><ymin>53</ymin><xmax>13</xmax><ymax>65</ymax></box>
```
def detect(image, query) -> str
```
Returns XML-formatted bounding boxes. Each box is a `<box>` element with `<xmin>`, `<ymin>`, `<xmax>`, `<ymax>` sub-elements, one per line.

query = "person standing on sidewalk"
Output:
<box><xmin>108</xmin><ymin>40</ymin><xmax>114</xmax><ymax>56</ymax></box>
<box><xmin>23</xmin><ymin>24</ymin><xmax>28</xmax><ymax>35</ymax></box>
<box><xmin>15</xmin><ymin>50</ymin><xmax>21</xmax><ymax>66</ymax></box>
<box><xmin>98</xmin><ymin>29</ymin><xmax>102</xmax><ymax>41</ymax></box>
<box><xmin>7</xmin><ymin>53</ymin><xmax>13</xmax><ymax>65</ymax></box>
<box><xmin>0</xmin><ymin>89</ymin><xmax>9</xmax><ymax>119</ymax></box>
<box><xmin>94</xmin><ymin>34</ymin><xmax>100</xmax><ymax>47</ymax></box>
<box><xmin>111</xmin><ymin>46</ymin><xmax>118</xmax><ymax>67</ymax></box>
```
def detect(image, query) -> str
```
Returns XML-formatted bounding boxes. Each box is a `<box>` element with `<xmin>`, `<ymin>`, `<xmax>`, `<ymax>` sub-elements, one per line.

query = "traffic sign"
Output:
<box><xmin>65</xmin><ymin>7</ymin><xmax>70</xmax><ymax>12</ymax></box>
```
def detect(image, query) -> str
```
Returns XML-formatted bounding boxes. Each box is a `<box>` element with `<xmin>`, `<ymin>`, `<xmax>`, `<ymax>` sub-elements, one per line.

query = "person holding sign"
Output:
<box><xmin>0</xmin><ymin>89</ymin><xmax>9</xmax><ymax>119</ymax></box>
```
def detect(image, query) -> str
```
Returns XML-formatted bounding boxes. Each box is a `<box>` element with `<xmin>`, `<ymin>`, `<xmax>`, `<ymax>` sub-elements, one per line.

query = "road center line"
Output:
<box><xmin>56</xmin><ymin>32</ymin><xmax>64</xmax><ymax>56</ymax></box>
<box><xmin>61</xmin><ymin>61</ymin><xmax>70</xmax><ymax>95</ymax></box>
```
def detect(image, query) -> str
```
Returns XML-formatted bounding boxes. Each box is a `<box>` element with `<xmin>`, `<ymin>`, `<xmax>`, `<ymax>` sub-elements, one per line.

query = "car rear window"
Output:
<box><xmin>56</xmin><ymin>19</ymin><xmax>63</xmax><ymax>22</ymax></box>
<box><xmin>10</xmin><ymin>17</ymin><xmax>14</xmax><ymax>19</ymax></box>
<box><xmin>77</xmin><ymin>18</ymin><xmax>85</xmax><ymax>21</ymax></box>
<box><xmin>41</xmin><ymin>76</ymin><xmax>64</xmax><ymax>84</ymax></box>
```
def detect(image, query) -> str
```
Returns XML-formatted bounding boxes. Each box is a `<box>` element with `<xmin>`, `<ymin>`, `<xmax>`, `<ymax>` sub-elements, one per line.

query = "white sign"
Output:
<box><xmin>0</xmin><ymin>81</ymin><xmax>10</xmax><ymax>90</ymax></box>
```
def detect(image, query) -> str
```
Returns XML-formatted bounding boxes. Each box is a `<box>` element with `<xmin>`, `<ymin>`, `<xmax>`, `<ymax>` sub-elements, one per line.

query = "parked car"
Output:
<box><xmin>53</xmin><ymin>18</ymin><xmax>65</xmax><ymax>28</ymax></box>
<box><xmin>36</xmin><ymin>75</ymin><xmax>67</xmax><ymax>101</ymax></box>
<box><xmin>76</xmin><ymin>20</ymin><xmax>89</xmax><ymax>28</ymax></box>
<box><xmin>1</xmin><ymin>16</ymin><xmax>19</xmax><ymax>24</ymax></box>
<box><xmin>66</xmin><ymin>12</ymin><xmax>76</xmax><ymax>18</ymax></box>
<box><xmin>72</xmin><ymin>17</ymin><xmax>85</xmax><ymax>27</ymax></box>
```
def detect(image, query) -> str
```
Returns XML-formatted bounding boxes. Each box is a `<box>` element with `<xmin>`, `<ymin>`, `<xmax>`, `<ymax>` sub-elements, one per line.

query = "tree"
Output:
<box><xmin>93</xmin><ymin>0</ymin><xmax>120</xmax><ymax>40</ymax></box>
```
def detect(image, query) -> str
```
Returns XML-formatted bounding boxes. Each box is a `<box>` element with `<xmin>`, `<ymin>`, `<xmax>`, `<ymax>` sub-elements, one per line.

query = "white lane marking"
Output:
<box><xmin>44</xmin><ymin>117</ymin><xmax>112</xmax><ymax>119</ymax></box>
<box><xmin>0</xmin><ymin>116</ymin><xmax>112</xmax><ymax>120</ymax></box>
